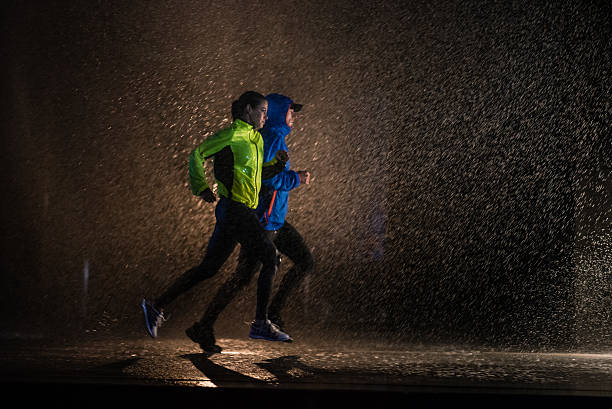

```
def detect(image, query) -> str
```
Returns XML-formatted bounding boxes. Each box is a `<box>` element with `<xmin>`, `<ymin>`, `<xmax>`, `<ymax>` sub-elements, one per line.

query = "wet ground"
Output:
<box><xmin>1</xmin><ymin>335</ymin><xmax>612</xmax><ymax>408</ymax></box>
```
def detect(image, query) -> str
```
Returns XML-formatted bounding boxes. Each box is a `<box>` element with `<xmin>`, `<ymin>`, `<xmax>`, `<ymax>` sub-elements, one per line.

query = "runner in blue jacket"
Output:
<box><xmin>192</xmin><ymin>93</ymin><xmax>314</xmax><ymax>352</ymax></box>
<box><xmin>255</xmin><ymin>93</ymin><xmax>313</xmax><ymax>328</ymax></box>
<box><xmin>256</xmin><ymin>93</ymin><xmax>305</xmax><ymax>230</ymax></box>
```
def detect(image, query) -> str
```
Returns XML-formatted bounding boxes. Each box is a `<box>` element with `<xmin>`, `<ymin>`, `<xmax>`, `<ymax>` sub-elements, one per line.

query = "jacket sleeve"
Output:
<box><xmin>189</xmin><ymin>132</ymin><xmax>230</xmax><ymax>196</ymax></box>
<box><xmin>265</xmin><ymin>169</ymin><xmax>301</xmax><ymax>192</ymax></box>
<box><xmin>261</xmin><ymin>156</ymin><xmax>288</xmax><ymax>180</ymax></box>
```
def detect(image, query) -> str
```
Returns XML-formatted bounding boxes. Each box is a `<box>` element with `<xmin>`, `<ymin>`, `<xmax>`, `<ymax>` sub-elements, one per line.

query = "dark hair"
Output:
<box><xmin>231</xmin><ymin>91</ymin><xmax>266</xmax><ymax>120</ymax></box>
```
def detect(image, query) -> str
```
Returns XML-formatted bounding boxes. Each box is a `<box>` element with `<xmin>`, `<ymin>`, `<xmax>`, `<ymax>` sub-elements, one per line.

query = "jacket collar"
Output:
<box><xmin>233</xmin><ymin>118</ymin><xmax>254</xmax><ymax>131</ymax></box>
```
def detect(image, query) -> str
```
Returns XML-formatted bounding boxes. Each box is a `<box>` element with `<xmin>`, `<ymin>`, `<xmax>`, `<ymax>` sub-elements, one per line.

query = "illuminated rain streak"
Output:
<box><xmin>43</xmin><ymin>192</ymin><xmax>49</xmax><ymax>218</ymax></box>
<box><xmin>82</xmin><ymin>260</ymin><xmax>89</xmax><ymax>320</ymax></box>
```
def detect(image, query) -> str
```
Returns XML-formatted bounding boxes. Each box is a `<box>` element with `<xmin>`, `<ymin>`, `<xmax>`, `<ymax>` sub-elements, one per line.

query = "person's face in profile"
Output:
<box><xmin>286</xmin><ymin>107</ymin><xmax>296</xmax><ymax>128</ymax></box>
<box><xmin>246</xmin><ymin>100</ymin><xmax>268</xmax><ymax>130</ymax></box>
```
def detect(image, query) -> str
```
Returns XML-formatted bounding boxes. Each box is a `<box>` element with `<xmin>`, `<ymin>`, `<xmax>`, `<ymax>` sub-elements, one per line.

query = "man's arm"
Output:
<box><xmin>261</xmin><ymin>150</ymin><xmax>289</xmax><ymax>180</ymax></box>
<box><xmin>265</xmin><ymin>169</ymin><xmax>301</xmax><ymax>191</ymax></box>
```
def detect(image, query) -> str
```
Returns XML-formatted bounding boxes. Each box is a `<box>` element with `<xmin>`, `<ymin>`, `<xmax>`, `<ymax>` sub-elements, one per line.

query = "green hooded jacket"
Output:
<box><xmin>189</xmin><ymin>119</ymin><xmax>285</xmax><ymax>209</ymax></box>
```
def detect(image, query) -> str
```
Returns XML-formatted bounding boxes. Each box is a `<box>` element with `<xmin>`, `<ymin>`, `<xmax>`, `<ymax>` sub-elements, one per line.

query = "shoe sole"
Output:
<box><xmin>249</xmin><ymin>334</ymin><xmax>293</xmax><ymax>342</ymax></box>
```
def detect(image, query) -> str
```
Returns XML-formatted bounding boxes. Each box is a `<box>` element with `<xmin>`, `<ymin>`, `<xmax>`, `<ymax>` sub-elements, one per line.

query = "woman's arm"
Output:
<box><xmin>188</xmin><ymin>132</ymin><xmax>231</xmax><ymax>196</ymax></box>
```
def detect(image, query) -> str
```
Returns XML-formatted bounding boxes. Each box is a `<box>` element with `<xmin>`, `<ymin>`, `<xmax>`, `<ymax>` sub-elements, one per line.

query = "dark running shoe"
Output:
<box><xmin>186</xmin><ymin>323</ymin><xmax>222</xmax><ymax>353</ymax></box>
<box><xmin>249</xmin><ymin>319</ymin><xmax>293</xmax><ymax>342</ymax></box>
<box><xmin>142</xmin><ymin>299</ymin><xmax>166</xmax><ymax>338</ymax></box>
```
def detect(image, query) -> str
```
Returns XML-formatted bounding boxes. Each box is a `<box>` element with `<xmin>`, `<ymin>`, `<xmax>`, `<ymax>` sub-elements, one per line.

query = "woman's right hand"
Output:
<box><xmin>199</xmin><ymin>188</ymin><xmax>217</xmax><ymax>203</ymax></box>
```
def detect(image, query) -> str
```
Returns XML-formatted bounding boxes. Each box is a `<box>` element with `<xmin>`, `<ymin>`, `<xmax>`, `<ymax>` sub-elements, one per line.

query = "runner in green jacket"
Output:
<box><xmin>142</xmin><ymin>91</ymin><xmax>293</xmax><ymax>347</ymax></box>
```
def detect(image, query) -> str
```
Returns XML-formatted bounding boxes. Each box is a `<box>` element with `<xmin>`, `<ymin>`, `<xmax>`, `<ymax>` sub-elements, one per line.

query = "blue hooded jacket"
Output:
<box><xmin>255</xmin><ymin>93</ymin><xmax>301</xmax><ymax>231</ymax></box>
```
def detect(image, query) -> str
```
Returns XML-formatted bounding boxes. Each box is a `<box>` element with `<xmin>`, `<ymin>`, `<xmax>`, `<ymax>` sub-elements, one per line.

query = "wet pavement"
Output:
<box><xmin>1</xmin><ymin>335</ymin><xmax>612</xmax><ymax>408</ymax></box>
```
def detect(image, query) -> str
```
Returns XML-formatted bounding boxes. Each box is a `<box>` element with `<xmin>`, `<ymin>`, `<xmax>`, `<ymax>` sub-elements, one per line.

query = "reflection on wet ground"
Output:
<box><xmin>1</xmin><ymin>336</ymin><xmax>611</xmax><ymax>407</ymax></box>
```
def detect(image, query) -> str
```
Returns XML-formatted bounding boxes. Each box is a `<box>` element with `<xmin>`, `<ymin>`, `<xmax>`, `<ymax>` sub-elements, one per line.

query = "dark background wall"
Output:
<box><xmin>1</xmin><ymin>0</ymin><xmax>609</xmax><ymax>350</ymax></box>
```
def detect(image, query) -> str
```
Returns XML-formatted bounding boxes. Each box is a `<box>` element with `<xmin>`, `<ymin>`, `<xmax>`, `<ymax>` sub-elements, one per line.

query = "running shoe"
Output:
<box><xmin>185</xmin><ymin>323</ymin><xmax>222</xmax><ymax>353</ymax></box>
<box><xmin>249</xmin><ymin>319</ymin><xmax>293</xmax><ymax>342</ymax></box>
<box><xmin>142</xmin><ymin>299</ymin><xmax>166</xmax><ymax>338</ymax></box>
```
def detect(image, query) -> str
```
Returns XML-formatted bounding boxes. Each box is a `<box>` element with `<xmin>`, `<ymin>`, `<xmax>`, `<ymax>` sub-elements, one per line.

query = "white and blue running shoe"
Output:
<box><xmin>142</xmin><ymin>299</ymin><xmax>166</xmax><ymax>338</ymax></box>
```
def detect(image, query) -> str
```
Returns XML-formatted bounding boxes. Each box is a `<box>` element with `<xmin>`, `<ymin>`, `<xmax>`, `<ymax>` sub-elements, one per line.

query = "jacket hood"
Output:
<box><xmin>263</xmin><ymin>93</ymin><xmax>293</xmax><ymax>132</ymax></box>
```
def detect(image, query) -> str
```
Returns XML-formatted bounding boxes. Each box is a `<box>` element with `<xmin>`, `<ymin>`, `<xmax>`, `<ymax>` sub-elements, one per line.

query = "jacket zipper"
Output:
<box><xmin>253</xmin><ymin>130</ymin><xmax>260</xmax><ymax>205</ymax></box>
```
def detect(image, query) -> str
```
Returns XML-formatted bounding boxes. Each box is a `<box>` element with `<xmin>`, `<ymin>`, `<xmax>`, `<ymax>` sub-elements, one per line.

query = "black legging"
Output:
<box><xmin>197</xmin><ymin>221</ymin><xmax>314</xmax><ymax>326</ymax></box>
<box><xmin>155</xmin><ymin>198</ymin><xmax>278</xmax><ymax>321</ymax></box>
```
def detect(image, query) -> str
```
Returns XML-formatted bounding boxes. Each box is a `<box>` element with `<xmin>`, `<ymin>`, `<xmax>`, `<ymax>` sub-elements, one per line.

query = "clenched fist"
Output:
<box><xmin>297</xmin><ymin>171</ymin><xmax>311</xmax><ymax>185</ymax></box>
<box><xmin>199</xmin><ymin>188</ymin><xmax>217</xmax><ymax>203</ymax></box>
<box><xmin>275</xmin><ymin>150</ymin><xmax>289</xmax><ymax>163</ymax></box>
